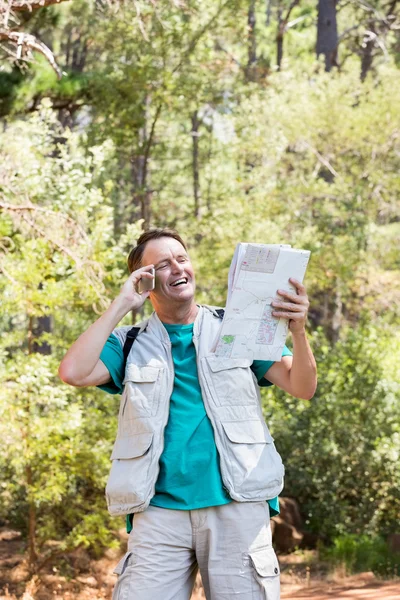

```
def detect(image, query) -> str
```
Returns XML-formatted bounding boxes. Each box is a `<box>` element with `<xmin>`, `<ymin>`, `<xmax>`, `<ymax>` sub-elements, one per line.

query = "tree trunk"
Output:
<box><xmin>360</xmin><ymin>26</ymin><xmax>375</xmax><ymax>82</ymax></box>
<box><xmin>276</xmin><ymin>0</ymin><xmax>300</xmax><ymax>71</ymax></box>
<box><xmin>25</xmin><ymin>303</ymin><xmax>53</xmax><ymax>569</ymax></box>
<box><xmin>113</xmin><ymin>156</ymin><xmax>129</xmax><ymax>238</ymax></box>
<box><xmin>266</xmin><ymin>0</ymin><xmax>273</xmax><ymax>26</ymax></box>
<box><xmin>331</xmin><ymin>286</ymin><xmax>342</xmax><ymax>343</ymax></box>
<box><xmin>130</xmin><ymin>95</ymin><xmax>152</xmax><ymax>230</ymax></box>
<box><xmin>246</xmin><ymin>0</ymin><xmax>257</xmax><ymax>81</ymax></box>
<box><xmin>205</xmin><ymin>119</ymin><xmax>214</xmax><ymax>213</ymax></box>
<box><xmin>30</xmin><ymin>283</ymin><xmax>52</xmax><ymax>355</ymax></box>
<box><xmin>276</xmin><ymin>7</ymin><xmax>284</xmax><ymax>70</ymax></box>
<box><xmin>32</xmin><ymin>316</ymin><xmax>52</xmax><ymax>355</ymax></box>
<box><xmin>26</xmin><ymin>316</ymin><xmax>38</xmax><ymax>569</ymax></box>
<box><xmin>26</xmin><ymin>465</ymin><xmax>38</xmax><ymax>568</ymax></box>
<box><xmin>316</xmin><ymin>0</ymin><xmax>338</xmax><ymax>71</ymax></box>
<box><xmin>191</xmin><ymin>111</ymin><xmax>201</xmax><ymax>219</ymax></box>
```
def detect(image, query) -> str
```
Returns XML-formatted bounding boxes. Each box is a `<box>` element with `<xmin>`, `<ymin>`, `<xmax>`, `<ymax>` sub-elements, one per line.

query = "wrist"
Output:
<box><xmin>110</xmin><ymin>294</ymin><xmax>133</xmax><ymax>320</ymax></box>
<box><xmin>291</xmin><ymin>327</ymin><xmax>307</xmax><ymax>339</ymax></box>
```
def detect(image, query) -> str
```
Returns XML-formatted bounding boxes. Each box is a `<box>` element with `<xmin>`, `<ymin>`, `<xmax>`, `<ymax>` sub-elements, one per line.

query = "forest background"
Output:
<box><xmin>0</xmin><ymin>0</ymin><xmax>399</xmax><ymax>584</ymax></box>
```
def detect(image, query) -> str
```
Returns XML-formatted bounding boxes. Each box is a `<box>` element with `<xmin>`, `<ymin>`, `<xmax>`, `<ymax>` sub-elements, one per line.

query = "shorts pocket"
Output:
<box><xmin>112</xmin><ymin>551</ymin><xmax>135</xmax><ymax>600</ymax></box>
<box><xmin>113</xmin><ymin>551</ymin><xmax>133</xmax><ymax>575</ymax></box>
<box><xmin>249</xmin><ymin>547</ymin><xmax>280</xmax><ymax>599</ymax></box>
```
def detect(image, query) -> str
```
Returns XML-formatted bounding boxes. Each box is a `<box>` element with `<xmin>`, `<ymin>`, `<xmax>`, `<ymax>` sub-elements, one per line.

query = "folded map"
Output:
<box><xmin>213</xmin><ymin>243</ymin><xmax>311</xmax><ymax>361</ymax></box>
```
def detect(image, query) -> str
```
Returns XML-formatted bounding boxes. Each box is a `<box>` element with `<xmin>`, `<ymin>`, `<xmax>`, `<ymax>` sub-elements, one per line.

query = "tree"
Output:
<box><xmin>316</xmin><ymin>0</ymin><xmax>338</xmax><ymax>71</ymax></box>
<box><xmin>0</xmin><ymin>101</ymin><xmax>143</xmax><ymax>570</ymax></box>
<box><xmin>0</xmin><ymin>0</ymin><xmax>72</xmax><ymax>77</ymax></box>
<box><xmin>0</xmin><ymin>0</ymin><xmax>399</xmax><ymax>576</ymax></box>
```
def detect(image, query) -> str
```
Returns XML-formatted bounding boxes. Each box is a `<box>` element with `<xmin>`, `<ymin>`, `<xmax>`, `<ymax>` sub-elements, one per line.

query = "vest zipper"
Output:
<box><xmin>148</xmin><ymin>341</ymin><xmax>175</xmax><ymax>504</ymax></box>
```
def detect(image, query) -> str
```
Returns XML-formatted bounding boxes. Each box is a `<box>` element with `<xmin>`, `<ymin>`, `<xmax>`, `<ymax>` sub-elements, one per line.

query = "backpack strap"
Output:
<box><xmin>122</xmin><ymin>309</ymin><xmax>224</xmax><ymax>369</ymax></box>
<box><xmin>121</xmin><ymin>324</ymin><xmax>143</xmax><ymax>528</ymax></box>
<box><xmin>122</xmin><ymin>326</ymin><xmax>141</xmax><ymax>371</ymax></box>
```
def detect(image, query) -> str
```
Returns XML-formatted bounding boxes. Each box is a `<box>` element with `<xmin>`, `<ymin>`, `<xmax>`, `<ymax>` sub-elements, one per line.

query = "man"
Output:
<box><xmin>59</xmin><ymin>228</ymin><xmax>317</xmax><ymax>600</ymax></box>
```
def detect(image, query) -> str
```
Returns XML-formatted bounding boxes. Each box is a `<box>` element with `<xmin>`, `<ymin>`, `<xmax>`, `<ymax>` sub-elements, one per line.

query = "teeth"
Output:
<box><xmin>171</xmin><ymin>278</ymin><xmax>187</xmax><ymax>287</ymax></box>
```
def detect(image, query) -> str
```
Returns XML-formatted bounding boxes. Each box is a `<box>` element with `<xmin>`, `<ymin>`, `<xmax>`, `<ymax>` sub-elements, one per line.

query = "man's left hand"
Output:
<box><xmin>271</xmin><ymin>278</ymin><xmax>310</xmax><ymax>334</ymax></box>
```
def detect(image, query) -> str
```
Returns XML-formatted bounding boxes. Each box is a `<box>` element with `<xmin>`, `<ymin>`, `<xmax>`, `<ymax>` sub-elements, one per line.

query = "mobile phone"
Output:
<box><xmin>138</xmin><ymin>268</ymin><xmax>155</xmax><ymax>294</ymax></box>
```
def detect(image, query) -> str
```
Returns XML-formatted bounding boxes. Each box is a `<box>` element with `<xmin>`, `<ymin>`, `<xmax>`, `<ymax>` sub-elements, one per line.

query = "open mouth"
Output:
<box><xmin>170</xmin><ymin>277</ymin><xmax>188</xmax><ymax>287</ymax></box>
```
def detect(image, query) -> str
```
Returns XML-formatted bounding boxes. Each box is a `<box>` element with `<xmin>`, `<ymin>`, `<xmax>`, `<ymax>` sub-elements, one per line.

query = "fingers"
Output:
<box><xmin>272</xmin><ymin>278</ymin><xmax>309</xmax><ymax>324</ymax></box>
<box><xmin>138</xmin><ymin>264</ymin><xmax>155</xmax><ymax>275</ymax></box>
<box><xmin>288</xmin><ymin>277</ymin><xmax>306</xmax><ymax>295</ymax></box>
<box><xmin>276</xmin><ymin>280</ymin><xmax>309</xmax><ymax>306</ymax></box>
<box><xmin>271</xmin><ymin>301</ymin><xmax>304</xmax><ymax>312</ymax></box>
<box><xmin>271</xmin><ymin>311</ymin><xmax>306</xmax><ymax>320</ymax></box>
<box><xmin>129</xmin><ymin>264</ymin><xmax>154</xmax><ymax>284</ymax></box>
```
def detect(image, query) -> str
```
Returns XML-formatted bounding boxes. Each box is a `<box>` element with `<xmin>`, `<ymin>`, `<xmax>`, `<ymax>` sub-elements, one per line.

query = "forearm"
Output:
<box><xmin>289</xmin><ymin>330</ymin><xmax>317</xmax><ymax>400</ymax></box>
<box><xmin>59</xmin><ymin>295</ymin><xmax>130</xmax><ymax>383</ymax></box>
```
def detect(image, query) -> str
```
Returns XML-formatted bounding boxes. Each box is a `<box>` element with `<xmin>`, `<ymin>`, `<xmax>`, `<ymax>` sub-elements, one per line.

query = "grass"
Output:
<box><xmin>319</xmin><ymin>534</ymin><xmax>400</xmax><ymax>578</ymax></box>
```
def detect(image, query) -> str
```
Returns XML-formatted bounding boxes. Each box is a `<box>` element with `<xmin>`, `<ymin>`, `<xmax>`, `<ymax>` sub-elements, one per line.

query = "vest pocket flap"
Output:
<box><xmin>222</xmin><ymin>420</ymin><xmax>274</xmax><ymax>444</ymax></box>
<box><xmin>250</xmin><ymin>547</ymin><xmax>280</xmax><ymax>577</ymax></box>
<box><xmin>110</xmin><ymin>433</ymin><xmax>153</xmax><ymax>460</ymax></box>
<box><xmin>124</xmin><ymin>364</ymin><xmax>160</xmax><ymax>384</ymax></box>
<box><xmin>206</xmin><ymin>356</ymin><xmax>252</xmax><ymax>372</ymax></box>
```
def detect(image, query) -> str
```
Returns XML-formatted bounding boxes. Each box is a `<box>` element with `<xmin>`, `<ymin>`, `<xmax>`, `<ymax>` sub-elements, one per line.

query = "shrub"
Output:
<box><xmin>320</xmin><ymin>534</ymin><xmax>400</xmax><ymax>577</ymax></box>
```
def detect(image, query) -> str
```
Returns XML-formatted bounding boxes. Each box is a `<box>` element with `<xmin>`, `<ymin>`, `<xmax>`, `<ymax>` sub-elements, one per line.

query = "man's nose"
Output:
<box><xmin>171</xmin><ymin>260</ymin><xmax>184</xmax><ymax>274</ymax></box>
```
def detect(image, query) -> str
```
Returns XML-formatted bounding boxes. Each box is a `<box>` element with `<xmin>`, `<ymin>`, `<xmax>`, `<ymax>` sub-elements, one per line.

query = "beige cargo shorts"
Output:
<box><xmin>112</xmin><ymin>500</ymin><xmax>280</xmax><ymax>600</ymax></box>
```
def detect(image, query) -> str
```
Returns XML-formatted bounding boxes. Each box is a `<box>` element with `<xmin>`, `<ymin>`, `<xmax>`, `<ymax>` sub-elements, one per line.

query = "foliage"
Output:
<box><xmin>0</xmin><ymin>0</ymin><xmax>399</xmax><ymax>570</ymax></box>
<box><xmin>265</xmin><ymin>324</ymin><xmax>400</xmax><ymax>540</ymax></box>
<box><xmin>320</xmin><ymin>534</ymin><xmax>400</xmax><ymax>577</ymax></box>
<box><xmin>0</xmin><ymin>105</ymin><xmax>138</xmax><ymax>558</ymax></box>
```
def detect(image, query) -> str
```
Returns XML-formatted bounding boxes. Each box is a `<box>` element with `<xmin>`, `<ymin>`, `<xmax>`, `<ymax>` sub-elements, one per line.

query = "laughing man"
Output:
<box><xmin>59</xmin><ymin>228</ymin><xmax>317</xmax><ymax>600</ymax></box>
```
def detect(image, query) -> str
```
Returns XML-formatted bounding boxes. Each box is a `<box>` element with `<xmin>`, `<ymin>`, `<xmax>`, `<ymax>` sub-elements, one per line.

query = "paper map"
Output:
<box><xmin>214</xmin><ymin>243</ymin><xmax>311</xmax><ymax>361</ymax></box>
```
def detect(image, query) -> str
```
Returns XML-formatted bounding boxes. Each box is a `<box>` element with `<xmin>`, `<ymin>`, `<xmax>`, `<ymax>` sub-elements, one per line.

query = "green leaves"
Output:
<box><xmin>0</xmin><ymin>0</ymin><xmax>399</xmax><ymax>563</ymax></box>
<box><xmin>265</xmin><ymin>325</ymin><xmax>400</xmax><ymax>539</ymax></box>
<box><xmin>0</xmin><ymin>107</ymin><xmax>127</xmax><ymax>556</ymax></box>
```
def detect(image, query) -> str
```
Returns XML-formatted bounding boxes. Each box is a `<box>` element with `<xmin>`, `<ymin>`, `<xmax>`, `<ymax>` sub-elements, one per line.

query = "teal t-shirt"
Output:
<box><xmin>98</xmin><ymin>324</ymin><xmax>292</xmax><ymax>531</ymax></box>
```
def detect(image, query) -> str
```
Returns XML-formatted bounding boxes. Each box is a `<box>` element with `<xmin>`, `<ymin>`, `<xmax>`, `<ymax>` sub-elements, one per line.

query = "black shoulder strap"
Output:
<box><xmin>123</xmin><ymin>312</ymin><xmax>223</xmax><ymax>367</ymax></box>
<box><xmin>122</xmin><ymin>326</ymin><xmax>140</xmax><ymax>369</ymax></box>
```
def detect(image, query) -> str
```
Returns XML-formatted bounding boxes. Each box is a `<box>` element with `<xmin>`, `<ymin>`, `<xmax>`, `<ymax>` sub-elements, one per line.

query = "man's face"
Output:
<box><xmin>141</xmin><ymin>237</ymin><xmax>196</xmax><ymax>306</ymax></box>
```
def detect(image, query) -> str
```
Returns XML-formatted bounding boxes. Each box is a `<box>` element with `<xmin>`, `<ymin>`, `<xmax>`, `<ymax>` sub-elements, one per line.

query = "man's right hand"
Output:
<box><xmin>59</xmin><ymin>264</ymin><xmax>155</xmax><ymax>387</ymax></box>
<box><xmin>118</xmin><ymin>264</ymin><xmax>155</xmax><ymax>312</ymax></box>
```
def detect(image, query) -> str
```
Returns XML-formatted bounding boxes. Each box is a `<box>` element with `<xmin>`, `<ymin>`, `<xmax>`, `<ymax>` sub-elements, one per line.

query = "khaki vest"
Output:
<box><xmin>106</xmin><ymin>305</ymin><xmax>284</xmax><ymax>516</ymax></box>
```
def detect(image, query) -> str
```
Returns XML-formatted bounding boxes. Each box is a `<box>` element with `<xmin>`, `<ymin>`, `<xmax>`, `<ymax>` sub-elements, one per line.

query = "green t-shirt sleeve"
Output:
<box><xmin>97</xmin><ymin>332</ymin><xmax>125</xmax><ymax>395</ymax></box>
<box><xmin>267</xmin><ymin>496</ymin><xmax>280</xmax><ymax>517</ymax></box>
<box><xmin>251</xmin><ymin>345</ymin><xmax>293</xmax><ymax>387</ymax></box>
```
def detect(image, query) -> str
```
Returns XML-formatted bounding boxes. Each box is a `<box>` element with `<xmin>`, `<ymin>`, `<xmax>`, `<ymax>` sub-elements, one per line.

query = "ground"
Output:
<box><xmin>1</xmin><ymin>528</ymin><xmax>399</xmax><ymax>600</ymax></box>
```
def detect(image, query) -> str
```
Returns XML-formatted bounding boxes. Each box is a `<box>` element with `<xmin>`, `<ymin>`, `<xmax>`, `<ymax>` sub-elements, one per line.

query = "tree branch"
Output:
<box><xmin>284</xmin><ymin>0</ymin><xmax>301</xmax><ymax>24</ymax></box>
<box><xmin>0</xmin><ymin>201</ymin><xmax>90</xmax><ymax>243</ymax></box>
<box><xmin>0</xmin><ymin>29</ymin><xmax>62</xmax><ymax>78</ymax></box>
<box><xmin>172</xmin><ymin>0</ymin><xmax>233</xmax><ymax>74</ymax></box>
<box><xmin>142</xmin><ymin>101</ymin><xmax>162</xmax><ymax>187</ymax></box>
<box><xmin>302</xmin><ymin>141</ymin><xmax>339</xmax><ymax>178</ymax></box>
<box><xmin>0</xmin><ymin>0</ymin><xmax>70</xmax><ymax>13</ymax></box>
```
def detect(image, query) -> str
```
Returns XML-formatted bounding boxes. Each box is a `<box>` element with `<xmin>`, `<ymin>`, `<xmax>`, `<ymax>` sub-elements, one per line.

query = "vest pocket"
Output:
<box><xmin>204</xmin><ymin>356</ymin><xmax>258</xmax><ymax>407</ymax></box>
<box><xmin>220</xmin><ymin>420</ymin><xmax>284</xmax><ymax>495</ymax></box>
<box><xmin>110</xmin><ymin>433</ymin><xmax>153</xmax><ymax>460</ymax></box>
<box><xmin>122</xmin><ymin>364</ymin><xmax>162</xmax><ymax>418</ymax></box>
<box><xmin>106</xmin><ymin>433</ymin><xmax>154</xmax><ymax>515</ymax></box>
